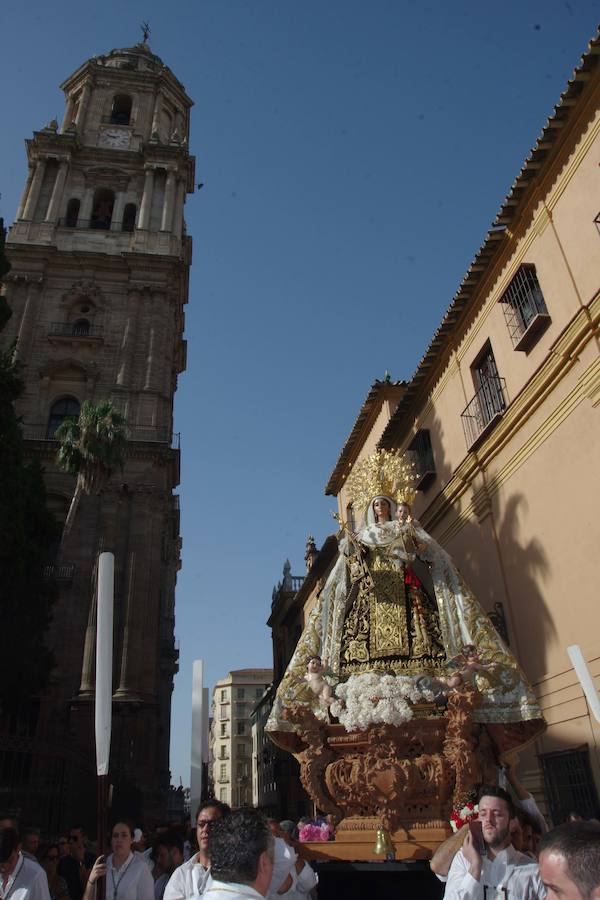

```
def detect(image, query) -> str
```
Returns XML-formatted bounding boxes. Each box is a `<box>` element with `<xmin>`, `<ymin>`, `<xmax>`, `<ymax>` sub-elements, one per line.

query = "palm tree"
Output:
<box><xmin>56</xmin><ymin>399</ymin><xmax>127</xmax><ymax>549</ymax></box>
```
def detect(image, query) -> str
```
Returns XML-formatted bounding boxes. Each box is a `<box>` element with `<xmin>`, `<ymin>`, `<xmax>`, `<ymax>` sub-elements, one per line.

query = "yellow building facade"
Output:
<box><xmin>326</xmin><ymin>32</ymin><xmax>600</xmax><ymax>823</ymax></box>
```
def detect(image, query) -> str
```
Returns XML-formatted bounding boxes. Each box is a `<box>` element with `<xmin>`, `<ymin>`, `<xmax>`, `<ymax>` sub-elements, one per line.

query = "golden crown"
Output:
<box><xmin>345</xmin><ymin>449</ymin><xmax>418</xmax><ymax>514</ymax></box>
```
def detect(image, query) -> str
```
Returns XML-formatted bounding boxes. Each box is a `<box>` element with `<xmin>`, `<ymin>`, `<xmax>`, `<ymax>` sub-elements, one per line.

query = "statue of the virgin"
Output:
<box><xmin>267</xmin><ymin>450</ymin><xmax>544</xmax><ymax>756</ymax></box>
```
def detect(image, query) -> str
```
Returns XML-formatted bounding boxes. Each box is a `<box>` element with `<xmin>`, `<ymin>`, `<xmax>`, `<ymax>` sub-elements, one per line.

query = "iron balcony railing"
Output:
<box><xmin>23</xmin><ymin>424</ymin><xmax>180</xmax><ymax>448</ymax></box>
<box><xmin>461</xmin><ymin>376</ymin><xmax>507</xmax><ymax>448</ymax></box>
<box><xmin>500</xmin><ymin>266</ymin><xmax>550</xmax><ymax>349</ymax></box>
<box><xmin>43</xmin><ymin>564</ymin><xmax>75</xmax><ymax>581</ymax></box>
<box><xmin>48</xmin><ymin>322</ymin><xmax>101</xmax><ymax>338</ymax></box>
<box><xmin>59</xmin><ymin>218</ymin><xmax>135</xmax><ymax>232</ymax></box>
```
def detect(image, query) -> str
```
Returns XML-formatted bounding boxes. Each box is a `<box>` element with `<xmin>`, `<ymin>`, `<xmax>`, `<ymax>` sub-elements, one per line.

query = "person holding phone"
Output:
<box><xmin>443</xmin><ymin>787</ymin><xmax>546</xmax><ymax>899</ymax></box>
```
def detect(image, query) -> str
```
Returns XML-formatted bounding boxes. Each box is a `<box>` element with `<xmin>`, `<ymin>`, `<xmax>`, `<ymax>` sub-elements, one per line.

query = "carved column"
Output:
<box><xmin>172</xmin><ymin>179</ymin><xmax>186</xmax><ymax>239</ymax></box>
<box><xmin>61</xmin><ymin>95</ymin><xmax>77</xmax><ymax>131</ymax></box>
<box><xmin>79</xmin><ymin>186</ymin><xmax>95</xmax><ymax>225</ymax></box>
<box><xmin>143</xmin><ymin>291</ymin><xmax>163</xmax><ymax>392</ymax></box>
<box><xmin>115</xmin><ymin>494</ymin><xmax>161</xmax><ymax>700</ymax></box>
<box><xmin>22</xmin><ymin>158</ymin><xmax>47</xmax><ymax>221</ymax></box>
<box><xmin>111</xmin><ymin>191</ymin><xmax>126</xmax><ymax>231</ymax></box>
<box><xmin>44</xmin><ymin>159</ymin><xmax>69</xmax><ymax>223</ymax></box>
<box><xmin>151</xmin><ymin>90</ymin><xmax>163</xmax><ymax>136</ymax></box>
<box><xmin>75</xmin><ymin>81</ymin><xmax>92</xmax><ymax>132</ymax></box>
<box><xmin>117</xmin><ymin>289</ymin><xmax>141</xmax><ymax>387</ymax></box>
<box><xmin>16</xmin><ymin>168</ymin><xmax>34</xmax><ymax>220</ymax></box>
<box><xmin>160</xmin><ymin>169</ymin><xmax>176</xmax><ymax>232</ymax></box>
<box><xmin>138</xmin><ymin>168</ymin><xmax>154</xmax><ymax>230</ymax></box>
<box><xmin>14</xmin><ymin>280</ymin><xmax>42</xmax><ymax>362</ymax></box>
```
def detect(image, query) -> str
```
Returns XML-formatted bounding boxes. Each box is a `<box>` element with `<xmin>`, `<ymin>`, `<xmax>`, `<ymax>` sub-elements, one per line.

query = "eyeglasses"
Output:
<box><xmin>196</xmin><ymin>820</ymin><xmax>217</xmax><ymax>830</ymax></box>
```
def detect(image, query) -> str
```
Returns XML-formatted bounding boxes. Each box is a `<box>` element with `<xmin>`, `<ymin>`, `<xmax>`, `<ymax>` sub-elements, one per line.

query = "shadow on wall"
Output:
<box><xmin>419</xmin><ymin>410</ymin><xmax>556</xmax><ymax>680</ymax></box>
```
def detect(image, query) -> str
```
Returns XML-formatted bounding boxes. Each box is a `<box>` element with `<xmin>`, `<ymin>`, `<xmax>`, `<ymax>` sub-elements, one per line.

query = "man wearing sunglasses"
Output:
<box><xmin>164</xmin><ymin>802</ymin><xmax>230</xmax><ymax>900</ymax></box>
<box><xmin>58</xmin><ymin>827</ymin><xmax>95</xmax><ymax>900</ymax></box>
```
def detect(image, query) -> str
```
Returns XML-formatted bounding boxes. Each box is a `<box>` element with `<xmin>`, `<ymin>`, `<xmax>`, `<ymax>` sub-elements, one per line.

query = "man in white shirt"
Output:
<box><xmin>443</xmin><ymin>786</ymin><xmax>546</xmax><ymax>899</ymax></box>
<box><xmin>0</xmin><ymin>828</ymin><xmax>50</xmax><ymax>900</ymax></box>
<box><xmin>203</xmin><ymin>809</ymin><xmax>274</xmax><ymax>900</ymax></box>
<box><xmin>164</xmin><ymin>801</ymin><xmax>230</xmax><ymax>900</ymax></box>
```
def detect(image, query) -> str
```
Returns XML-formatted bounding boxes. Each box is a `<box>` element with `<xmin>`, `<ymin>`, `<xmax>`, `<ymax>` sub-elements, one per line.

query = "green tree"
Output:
<box><xmin>56</xmin><ymin>399</ymin><xmax>127</xmax><ymax>548</ymax></box>
<box><xmin>0</xmin><ymin>350</ymin><xmax>59</xmax><ymax>715</ymax></box>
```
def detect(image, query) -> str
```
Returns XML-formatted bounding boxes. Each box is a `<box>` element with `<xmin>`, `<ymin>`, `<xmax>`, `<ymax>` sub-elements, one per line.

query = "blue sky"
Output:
<box><xmin>1</xmin><ymin>1</ymin><xmax>598</xmax><ymax>786</ymax></box>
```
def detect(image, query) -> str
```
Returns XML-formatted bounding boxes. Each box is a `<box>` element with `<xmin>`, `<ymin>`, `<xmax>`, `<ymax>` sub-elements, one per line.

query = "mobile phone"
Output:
<box><xmin>469</xmin><ymin>820</ymin><xmax>485</xmax><ymax>855</ymax></box>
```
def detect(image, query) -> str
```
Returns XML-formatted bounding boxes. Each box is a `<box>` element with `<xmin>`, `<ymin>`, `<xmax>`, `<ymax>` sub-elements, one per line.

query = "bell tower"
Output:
<box><xmin>1</xmin><ymin>42</ymin><xmax>194</xmax><ymax>828</ymax></box>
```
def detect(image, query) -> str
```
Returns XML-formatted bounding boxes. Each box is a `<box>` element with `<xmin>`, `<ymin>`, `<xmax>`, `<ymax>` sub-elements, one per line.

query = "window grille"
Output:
<box><xmin>407</xmin><ymin>429</ymin><xmax>436</xmax><ymax>491</ymax></box>
<box><xmin>500</xmin><ymin>265</ymin><xmax>550</xmax><ymax>350</ymax></box>
<box><xmin>462</xmin><ymin>344</ymin><xmax>507</xmax><ymax>447</ymax></box>
<box><xmin>540</xmin><ymin>746</ymin><xmax>600</xmax><ymax>825</ymax></box>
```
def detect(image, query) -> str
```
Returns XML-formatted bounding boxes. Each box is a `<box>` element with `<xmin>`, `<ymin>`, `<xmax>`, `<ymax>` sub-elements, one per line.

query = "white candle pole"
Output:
<box><xmin>95</xmin><ymin>551</ymin><xmax>114</xmax><ymax>882</ymax></box>
<box><xmin>567</xmin><ymin>645</ymin><xmax>600</xmax><ymax>725</ymax></box>
<box><xmin>96</xmin><ymin>552</ymin><xmax>114</xmax><ymax>775</ymax></box>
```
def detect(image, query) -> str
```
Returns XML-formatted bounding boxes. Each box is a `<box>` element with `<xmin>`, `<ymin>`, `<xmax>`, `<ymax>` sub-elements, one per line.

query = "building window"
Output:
<box><xmin>90</xmin><ymin>189</ymin><xmax>115</xmax><ymax>230</ymax></box>
<box><xmin>237</xmin><ymin>688</ymin><xmax>245</xmax><ymax>699</ymax></box>
<box><xmin>46</xmin><ymin>397</ymin><xmax>80</xmax><ymax>439</ymax></box>
<box><xmin>461</xmin><ymin>343</ymin><xmax>507</xmax><ymax>448</ymax></box>
<box><xmin>235</xmin><ymin>702</ymin><xmax>245</xmax><ymax>717</ymax></box>
<box><xmin>110</xmin><ymin>94</ymin><xmax>132</xmax><ymax>125</ymax></box>
<box><xmin>499</xmin><ymin>264</ymin><xmax>551</xmax><ymax>351</ymax></box>
<box><xmin>237</xmin><ymin>762</ymin><xmax>245</xmax><ymax>777</ymax></box>
<box><xmin>255</xmin><ymin>688</ymin><xmax>263</xmax><ymax>699</ymax></box>
<box><xmin>238</xmin><ymin>743</ymin><xmax>245</xmax><ymax>757</ymax></box>
<box><xmin>219</xmin><ymin>745</ymin><xmax>227</xmax><ymax>759</ymax></box>
<box><xmin>219</xmin><ymin>763</ymin><xmax>226</xmax><ymax>780</ymax></box>
<box><xmin>407</xmin><ymin>429</ymin><xmax>436</xmax><ymax>491</ymax></box>
<box><xmin>220</xmin><ymin>723</ymin><xmax>226</xmax><ymax>737</ymax></box>
<box><xmin>220</xmin><ymin>689</ymin><xmax>226</xmax><ymax>701</ymax></box>
<box><xmin>236</xmin><ymin>722</ymin><xmax>246</xmax><ymax>736</ymax></box>
<box><xmin>346</xmin><ymin>503</ymin><xmax>355</xmax><ymax>531</ymax></box>
<box><xmin>65</xmin><ymin>198</ymin><xmax>80</xmax><ymax>228</ymax></box>
<box><xmin>219</xmin><ymin>788</ymin><xmax>227</xmax><ymax>802</ymax></box>
<box><xmin>540</xmin><ymin>746</ymin><xmax>600</xmax><ymax>825</ymax></box>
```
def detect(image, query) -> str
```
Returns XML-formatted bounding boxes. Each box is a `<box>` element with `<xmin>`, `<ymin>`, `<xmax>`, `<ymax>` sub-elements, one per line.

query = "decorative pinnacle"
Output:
<box><xmin>140</xmin><ymin>21</ymin><xmax>151</xmax><ymax>43</ymax></box>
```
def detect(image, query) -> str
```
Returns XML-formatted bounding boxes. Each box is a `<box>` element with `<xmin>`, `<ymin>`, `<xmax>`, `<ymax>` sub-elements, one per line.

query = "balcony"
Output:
<box><xmin>461</xmin><ymin>376</ymin><xmax>507</xmax><ymax>449</ymax></box>
<box><xmin>58</xmin><ymin>218</ymin><xmax>135</xmax><ymax>233</ymax></box>
<box><xmin>48</xmin><ymin>322</ymin><xmax>102</xmax><ymax>338</ymax></box>
<box><xmin>43</xmin><ymin>563</ymin><xmax>75</xmax><ymax>583</ymax></box>
<box><xmin>22</xmin><ymin>424</ymin><xmax>180</xmax><ymax>448</ymax></box>
<box><xmin>47</xmin><ymin>321</ymin><xmax>103</xmax><ymax>347</ymax></box>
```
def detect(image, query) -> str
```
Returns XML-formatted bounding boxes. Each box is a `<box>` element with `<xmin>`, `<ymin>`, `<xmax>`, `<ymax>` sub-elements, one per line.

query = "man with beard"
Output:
<box><xmin>443</xmin><ymin>786</ymin><xmax>546</xmax><ymax>899</ymax></box>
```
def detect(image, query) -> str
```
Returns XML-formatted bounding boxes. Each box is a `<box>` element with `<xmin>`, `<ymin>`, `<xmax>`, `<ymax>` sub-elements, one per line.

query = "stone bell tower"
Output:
<box><xmin>1</xmin><ymin>41</ymin><xmax>194</xmax><ymax>830</ymax></box>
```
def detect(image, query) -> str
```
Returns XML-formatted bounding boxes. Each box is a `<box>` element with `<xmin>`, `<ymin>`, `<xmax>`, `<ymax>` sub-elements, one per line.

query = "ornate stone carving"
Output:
<box><xmin>289</xmin><ymin>691</ymin><xmax>496</xmax><ymax>834</ymax></box>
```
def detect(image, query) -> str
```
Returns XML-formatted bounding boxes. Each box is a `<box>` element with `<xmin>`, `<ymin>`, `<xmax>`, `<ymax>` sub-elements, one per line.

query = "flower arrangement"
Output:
<box><xmin>450</xmin><ymin>802</ymin><xmax>479</xmax><ymax>832</ymax></box>
<box><xmin>298</xmin><ymin>822</ymin><xmax>331</xmax><ymax>842</ymax></box>
<box><xmin>329</xmin><ymin>672</ymin><xmax>434</xmax><ymax>732</ymax></box>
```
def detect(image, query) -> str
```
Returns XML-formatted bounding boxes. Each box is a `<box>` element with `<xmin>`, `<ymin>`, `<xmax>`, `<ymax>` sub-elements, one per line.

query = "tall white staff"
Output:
<box><xmin>96</xmin><ymin>551</ymin><xmax>114</xmax><ymax>898</ymax></box>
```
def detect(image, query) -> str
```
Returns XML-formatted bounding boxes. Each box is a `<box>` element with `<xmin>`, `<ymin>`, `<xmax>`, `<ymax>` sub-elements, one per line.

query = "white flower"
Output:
<box><xmin>331</xmin><ymin>673</ymin><xmax>433</xmax><ymax>731</ymax></box>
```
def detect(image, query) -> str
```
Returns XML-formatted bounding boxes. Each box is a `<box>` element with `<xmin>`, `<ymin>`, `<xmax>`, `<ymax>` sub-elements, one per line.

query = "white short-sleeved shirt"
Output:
<box><xmin>163</xmin><ymin>857</ymin><xmax>211</xmax><ymax>900</ymax></box>
<box><xmin>0</xmin><ymin>854</ymin><xmax>51</xmax><ymax>900</ymax></box>
<box><xmin>105</xmin><ymin>853</ymin><xmax>154</xmax><ymax>900</ymax></box>
<box><xmin>443</xmin><ymin>845</ymin><xmax>545</xmax><ymax>899</ymax></box>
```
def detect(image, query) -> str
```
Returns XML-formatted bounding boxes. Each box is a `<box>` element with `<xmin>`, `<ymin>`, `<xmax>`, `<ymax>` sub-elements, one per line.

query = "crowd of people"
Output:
<box><xmin>2</xmin><ymin>772</ymin><xmax>600</xmax><ymax>900</ymax></box>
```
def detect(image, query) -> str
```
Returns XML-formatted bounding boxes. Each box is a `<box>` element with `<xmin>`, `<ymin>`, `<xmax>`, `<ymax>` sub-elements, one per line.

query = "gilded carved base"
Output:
<box><xmin>285</xmin><ymin>690</ymin><xmax>497</xmax><ymax>860</ymax></box>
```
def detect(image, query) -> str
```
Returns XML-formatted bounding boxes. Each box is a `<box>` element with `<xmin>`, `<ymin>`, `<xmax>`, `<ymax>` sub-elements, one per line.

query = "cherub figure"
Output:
<box><xmin>305</xmin><ymin>655</ymin><xmax>335</xmax><ymax>707</ymax></box>
<box><xmin>451</xmin><ymin>644</ymin><xmax>494</xmax><ymax>688</ymax></box>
